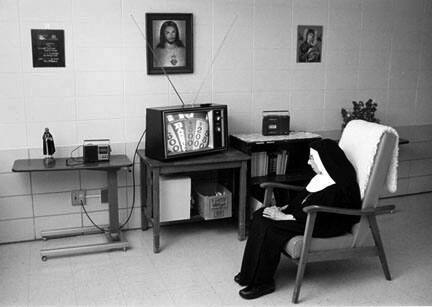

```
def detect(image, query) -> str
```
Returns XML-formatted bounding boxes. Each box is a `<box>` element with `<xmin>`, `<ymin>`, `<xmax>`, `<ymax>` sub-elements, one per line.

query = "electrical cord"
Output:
<box><xmin>119</xmin><ymin>129</ymin><xmax>146</xmax><ymax>229</ymax></box>
<box><xmin>80</xmin><ymin>199</ymin><xmax>107</xmax><ymax>233</ymax></box>
<box><xmin>70</xmin><ymin>144</ymin><xmax>106</xmax><ymax>232</ymax></box>
<box><xmin>75</xmin><ymin>130</ymin><xmax>146</xmax><ymax>232</ymax></box>
<box><xmin>66</xmin><ymin>145</ymin><xmax>85</xmax><ymax>166</ymax></box>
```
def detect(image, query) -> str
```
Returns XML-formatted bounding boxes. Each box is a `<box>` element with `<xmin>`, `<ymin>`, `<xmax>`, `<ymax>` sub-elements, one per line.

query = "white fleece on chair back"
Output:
<box><xmin>339</xmin><ymin>120</ymin><xmax>399</xmax><ymax>199</ymax></box>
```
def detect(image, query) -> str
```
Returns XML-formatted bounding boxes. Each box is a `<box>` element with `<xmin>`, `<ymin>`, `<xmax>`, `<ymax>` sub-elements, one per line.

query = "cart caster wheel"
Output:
<box><xmin>42</xmin><ymin>237</ymin><xmax>47</xmax><ymax>241</ymax></box>
<box><xmin>123</xmin><ymin>247</ymin><xmax>127</xmax><ymax>252</ymax></box>
<box><xmin>41</xmin><ymin>256</ymin><xmax>47</xmax><ymax>262</ymax></box>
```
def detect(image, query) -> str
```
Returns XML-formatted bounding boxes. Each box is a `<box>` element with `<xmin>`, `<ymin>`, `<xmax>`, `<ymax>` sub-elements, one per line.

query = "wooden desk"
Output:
<box><xmin>137</xmin><ymin>148</ymin><xmax>250</xmax><ymax>253</ymax></box>
<box><xmin>12</xmin><ymin>155</ymin><xmax>132</xmax><ymax>261</ymax></box>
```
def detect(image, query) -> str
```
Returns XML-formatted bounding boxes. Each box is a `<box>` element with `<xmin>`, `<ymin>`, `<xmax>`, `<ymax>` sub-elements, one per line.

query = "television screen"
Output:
<box><xmin>165</xmin><ymin>111</ymin><xmax>213</xmax><ymax>156</ymax></box>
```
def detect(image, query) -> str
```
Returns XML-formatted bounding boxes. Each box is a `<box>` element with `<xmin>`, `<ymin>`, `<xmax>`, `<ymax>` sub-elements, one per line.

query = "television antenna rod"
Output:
<box><xmin>191</xmin><ymin>14</ymin><xmax>238</xmax><ymax>105</ymax></box>
<box><xmin>130</xmin><ymin>14</ymin><xmax>185</xmax><ymax>106</ymax></box>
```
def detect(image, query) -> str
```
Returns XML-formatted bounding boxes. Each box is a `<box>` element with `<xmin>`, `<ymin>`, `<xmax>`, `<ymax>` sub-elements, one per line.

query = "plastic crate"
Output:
<box><xmin>194</xmin><ymin>183</ymin><xmax>232</xmax><ymax>220</ymax></box>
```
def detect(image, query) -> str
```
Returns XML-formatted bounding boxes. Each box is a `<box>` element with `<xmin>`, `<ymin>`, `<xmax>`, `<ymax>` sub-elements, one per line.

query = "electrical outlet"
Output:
<box><xmin>101</xmin><ymin>188</ymin><xmax>108</xmax><ymax>204</ymax></box>
<box><xmin>71</xmin><ymin>190</ymin><xmax>86</xmax><ymax>206</ymax></box>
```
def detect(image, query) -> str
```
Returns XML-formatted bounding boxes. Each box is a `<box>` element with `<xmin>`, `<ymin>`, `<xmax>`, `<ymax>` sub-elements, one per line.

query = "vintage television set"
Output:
<box><xmin>145</xmin><ymin>104</ymin><xmax>228</xmax><ymax>161</ymax></box>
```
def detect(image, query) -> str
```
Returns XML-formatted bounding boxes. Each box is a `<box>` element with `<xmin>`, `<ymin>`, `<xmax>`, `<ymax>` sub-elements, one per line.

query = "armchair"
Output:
<box><xmin>260</xmin><ymin>120</ymin><xmax>399</xmax><ymax>303</ymax></box>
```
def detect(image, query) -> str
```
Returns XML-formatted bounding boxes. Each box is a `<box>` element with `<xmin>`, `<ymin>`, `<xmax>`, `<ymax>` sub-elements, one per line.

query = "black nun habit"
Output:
<box><xmin>237</xmin><ymin>139</ymin><xmax>361</xmax><ymax>299</ymax></box>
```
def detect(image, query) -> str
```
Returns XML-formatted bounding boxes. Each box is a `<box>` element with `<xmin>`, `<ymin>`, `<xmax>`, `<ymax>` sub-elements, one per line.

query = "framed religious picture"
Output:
<box><xmin>297</xmin><ymin>25</ymin><xmax>323</xmax><ymax>63</ymax></box>
<box><xmin>146</xmin><ymin>13</ymin><xmax>193</xmax><ymax>74</ymax></box>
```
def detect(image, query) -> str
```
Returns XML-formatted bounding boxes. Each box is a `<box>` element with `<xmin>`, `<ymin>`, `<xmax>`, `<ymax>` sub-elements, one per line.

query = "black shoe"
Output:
<box><xmin>234</xmin><ymin>273</ymin><xmax>247</xmax><ymax>286</ymax></box>
<box><xmin>239</xmin><ymin>283</ymin><xmax>275</xmax><ymax>300</ymax></box>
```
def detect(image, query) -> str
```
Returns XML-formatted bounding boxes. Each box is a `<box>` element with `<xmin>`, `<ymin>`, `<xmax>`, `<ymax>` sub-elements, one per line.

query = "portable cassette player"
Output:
<box><xmin>262</xmin><ymin>110</ymin><xmax>290</xmax><ymax>136</ymax></box>
<box><xmin>83</xmin><ymin>139</ymin><xmax>111</xmax><ymax>163</ymax></box>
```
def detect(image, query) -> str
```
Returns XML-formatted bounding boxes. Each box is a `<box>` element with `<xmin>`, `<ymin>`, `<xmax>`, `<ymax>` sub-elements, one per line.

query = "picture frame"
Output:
<box><xmin>146</xmin><ymin>13</ymin><xmax>193</xmax><ymax>75</ymax></box>
<box><xmin>296</xmin><ymin>25</ymin><xmax>323</xmax><ymax>63</ymax></box>
<box><xmin>31</xmin><ymin>29</ymin><xmax>65</xmax><ymax>67</ymax></box>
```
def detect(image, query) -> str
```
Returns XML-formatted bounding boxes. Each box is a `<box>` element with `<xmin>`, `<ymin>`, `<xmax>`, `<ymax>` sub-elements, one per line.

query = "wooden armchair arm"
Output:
<box><xmin>260</xmin><ymin>182</ymin><xmax>304</xmax><ymax>191</ymax></box>
<box><xmin>302</xmin><ymin>204</ymin><xmax>396</xmax><ymax>216</ymax></box>
<box><xmin>260</xmin><ymin>182</ymin><xmax>304</xmax><ymax>207</ymax></box>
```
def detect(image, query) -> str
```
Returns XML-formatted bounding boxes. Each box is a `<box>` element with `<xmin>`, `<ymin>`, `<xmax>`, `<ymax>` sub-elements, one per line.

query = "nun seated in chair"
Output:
<box><xmin>236</xmin><ymin>139</ymin><xmax>362</xmax><ymax>300</ymax></box>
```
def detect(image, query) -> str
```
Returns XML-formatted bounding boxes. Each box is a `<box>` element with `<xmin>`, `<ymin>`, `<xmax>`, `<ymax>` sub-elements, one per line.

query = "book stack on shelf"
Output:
<box><xmin>251</xmin><ymin>150</ymin><xmax>289</xmax><ymax>177</ymax></box>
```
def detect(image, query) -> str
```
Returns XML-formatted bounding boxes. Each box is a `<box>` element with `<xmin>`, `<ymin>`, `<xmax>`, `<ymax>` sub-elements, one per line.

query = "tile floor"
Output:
<box><xmin>1</xmin><ymin>192</ymin><xmax>432</xmax><ymax>306</ymax></box>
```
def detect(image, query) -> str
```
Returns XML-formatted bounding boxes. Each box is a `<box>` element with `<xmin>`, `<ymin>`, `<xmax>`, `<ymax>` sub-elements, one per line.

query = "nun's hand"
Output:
<box><xmin>263</xmin><ymin>206</ymin><xmax>295</xmax><ymax>221</ymax></box>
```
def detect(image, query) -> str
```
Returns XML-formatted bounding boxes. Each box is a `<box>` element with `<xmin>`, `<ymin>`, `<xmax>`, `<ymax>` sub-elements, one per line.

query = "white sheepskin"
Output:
<box><xmin>339</xmin><ymin>120</ymin><xmax>399</xmax><ymax>199</ymax></box>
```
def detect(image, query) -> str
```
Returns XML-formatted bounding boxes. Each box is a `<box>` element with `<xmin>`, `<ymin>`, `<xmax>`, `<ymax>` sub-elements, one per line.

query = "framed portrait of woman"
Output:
<box><xmin>146</xmin><ymin>13</ymin><xmax>193</xmax><ymax>74</ymax></box>
<box><xmin>297</xmin><ymin>25</ymin><xmax>323</xmax><ymax>63</ymax></box>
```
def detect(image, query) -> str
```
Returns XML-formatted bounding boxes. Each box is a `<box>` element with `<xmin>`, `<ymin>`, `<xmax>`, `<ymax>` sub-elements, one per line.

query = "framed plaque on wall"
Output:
<box><xmin>31</xmin><ymin>29</ymin><xmax>65</xmax><ymax>68</ymax></box>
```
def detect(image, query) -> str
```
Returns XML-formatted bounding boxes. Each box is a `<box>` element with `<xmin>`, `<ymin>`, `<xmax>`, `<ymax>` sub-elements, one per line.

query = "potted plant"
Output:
<box><xmin>341</xmin><ymin>98</ymin><xmax>379</xmax><ymax>129</ymax></box>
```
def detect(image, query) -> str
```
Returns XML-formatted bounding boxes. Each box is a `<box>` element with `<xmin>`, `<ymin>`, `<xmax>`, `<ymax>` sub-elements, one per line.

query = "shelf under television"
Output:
<box><xmin>158</xmin><ymin>214</ymin><xmax>234</xmax><ymax>226</ymax></box>
<box><xmin>159</xmin><ymin>214</ymin><xmax>204</xmax><ymax>226</ymax></box>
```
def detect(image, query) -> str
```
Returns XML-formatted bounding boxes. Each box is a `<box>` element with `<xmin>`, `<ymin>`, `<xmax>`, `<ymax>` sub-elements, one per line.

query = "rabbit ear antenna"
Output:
<box><xmin>191</xmin><ymin>14</ymin><xmax>238</xmax><ymax>106</ymax></box>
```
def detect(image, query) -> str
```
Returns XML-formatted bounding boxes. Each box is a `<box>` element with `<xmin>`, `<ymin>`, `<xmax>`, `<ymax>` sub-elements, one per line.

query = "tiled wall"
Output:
<box><xmin>1</xmin><ymin>0</ymin><xmax>432</xmax><ymax>243</ymax></box>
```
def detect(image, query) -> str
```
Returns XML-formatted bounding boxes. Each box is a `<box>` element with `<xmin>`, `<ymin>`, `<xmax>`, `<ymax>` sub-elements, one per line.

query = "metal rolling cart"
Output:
<box><xmin>12</xmin><ymin>155</ymin><xmax>132</xmax><ymax>261</ymax></box>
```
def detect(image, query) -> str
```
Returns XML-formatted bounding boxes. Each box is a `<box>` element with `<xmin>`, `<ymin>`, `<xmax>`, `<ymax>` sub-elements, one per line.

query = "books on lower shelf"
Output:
<box><xmin>251</xmin><ymin>150</ymin><xmax>289</xmax><ymax>177</ymax></box>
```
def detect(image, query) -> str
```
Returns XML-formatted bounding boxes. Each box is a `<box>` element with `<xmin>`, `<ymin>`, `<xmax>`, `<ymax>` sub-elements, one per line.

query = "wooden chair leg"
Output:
<box><xmin>292</xmin><ymin>212</ymin><xmax>317</xmax><ymax>304</ymax></box>
<box><xmin>293</xmin><ymin>254</ymin><xmax>307</xmax><ymax>303</ymax></box>
<box><xmin>368</xmin><ymin>215</ymin><xmax>392</xmax><ymax>280</ymax></box>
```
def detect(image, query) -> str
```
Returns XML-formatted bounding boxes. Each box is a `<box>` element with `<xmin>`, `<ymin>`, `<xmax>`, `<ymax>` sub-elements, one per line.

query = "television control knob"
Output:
<box><xmin>217</xmin><ymin>127</ymin><xmax>221</xmax><ymax>132</ymax></box>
